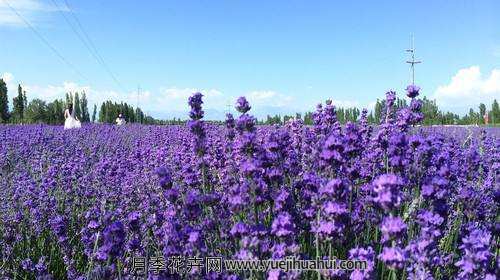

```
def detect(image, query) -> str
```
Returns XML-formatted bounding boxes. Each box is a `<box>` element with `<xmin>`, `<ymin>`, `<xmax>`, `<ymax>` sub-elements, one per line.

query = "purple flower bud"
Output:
<box><xmin>271</xmin><ymin>212</ymin><xmax>295</xmax><ymax>237</ymax></box>
<box><xmin>188</xmin><ymin>92</ymin><xmax>204</xmax><ymax>120</ymax></box>
<box><xmin>235</xmin><ymin>96</ymin><xmax>251</xmax><ymax>113</ymax></box>
<box><xmin>371</xmin><ymin>174</ymin><xmax>404</xmax><ymax>211</ymax></box>
<box><xmin>406</xmin><ymin>84</ymin><xmax>420</xmax><ymax>98</ymax></box>
<box><xmin>378</xmin><ymin>246</ymin><xmax>406</xmax><ymax>269</ymax></box>
<box><xmin>230</xmin><ymin>222</ymin><xmax>249</xmax><ymax>237</ymax></box>
<box><xmin>380</xmin><ymin>216</ymin><xmax>407</xmax><ymax>242</ymax></box>
<box><xmin>127</xmin><ymin>211</ymin><xmax>141</xmax><ymax>232</ymax></box>
<box><xmin>155</xmin><ymin>166</ymin><xmax>173</xmax><ymax>189</ymax></box>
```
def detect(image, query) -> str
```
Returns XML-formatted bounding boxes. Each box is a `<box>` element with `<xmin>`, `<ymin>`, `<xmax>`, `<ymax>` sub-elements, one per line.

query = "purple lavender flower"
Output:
<box><xmin>97</xmin><ymin>221</ymin><xmax>126</xmax><ymax>261</ymax></box>
<box><xmin>455</xmin><ymin>228</ymin><xmax>493</xmax><ymax>279</ymax></box>
<box><xmin>235</xmin><ymin>96</ymin><xmax>251</xmax><ymax>113</ymax></box>
<box><xmin>386</xmin><ymin>90</ymin><xmax>396</xmax><ymax>106</ymax></box>
<box><xmin>380</xmin><ymin>216</ymin><xmax>407</xmax><ymax>242</ymax></box>
<box><xmin>188</xmin><ymin>92</ymin><xmax>207</xmax><ymax>159</ymax></box>
<box><xmin>127</xmin><ymin>211</ymin><xmax>141</xmax><ymax>232</ymax></box>
<box><xmin>406</xmin><ymin>210</ymin><xmax>445</xmax><ymax>279</ymax></box>
<box><xmin>188</xmin><ymin>92</ymin><xmax>204</xmax><ymax>120</ymax></box>
<box><xmin>371</xmin><ymin>174</ymin><xmax>404</xmax><ymax>211</ymax></box>
<box><xmin>406</xmin><ymin>84</ymin><xmax>420</xmax><ymax>98</ymax></box>
<box><xmin>320</xmin><ymin>132</ymin><xmax>344</xmax><ymax>167</ymax></box>
<box><xmin>230</xmin><ymin>222</ymin><xmax>249</xmax><ymax>238</ymax></box>
<box><xmin>349</xmin><ymin>247</ymin><xmax>375</xmax><ymax>280</ymax></box>
<box><xmin>271</xmin><ymin>212</ymin><xmax>295</xmax><ymax>237</ymax></box>
<box><xmin>21</xmin><ymin>258</ymin><xmax>34</xmax><ymax>271</ymax></box>
<box><xmin>236</xmin><ymin>114</ymin><xmax>256</xmax><ymax>134</ymax></box>
<box><xmin>49</xmin><ymin>215</ymin><xmax>67</xmax><ymax>243</ymax></box>
<box><xmin>385</xmin><ymin>90</ymin><xmax>397</xmax><ymax>122</ymax></box>
<box><xmin>0</xmin><ymin>87</ymin><xmax>497</xmax><ymax>280</ymax></box>
<box><xmin>378</xmin><ymin>246</ymin><xmax>406</xmax><ymax>269</ymax></box>
<box><xmin>155</xmin><ymin>166</ymin><xmax>172</xmax><ymax>189</ymax></box>
<box><xmin>225</xmin><ymin>113</ymin><xmax>236</xmax><ymax>140</ymax></box>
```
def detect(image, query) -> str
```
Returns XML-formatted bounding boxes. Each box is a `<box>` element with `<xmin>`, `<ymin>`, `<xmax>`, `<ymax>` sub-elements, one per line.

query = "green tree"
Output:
<box><xmin>46</xmin><ymin>99</ymin><xmax>65</xmax><ymax>124</ymax></box>
<box><xmin>127</xmin><ymin>105</ymin><xmax>135</xmax><ymax>123</ymax></box>
<box><xmin>23</xmin><ymin>90</ymin><xmax>27</xmax><ymax>112</ymax></box>
<box><xmin>25</xmin><ymin>99</ymin><xmax>48</xmax><ymax>124</ymax></box>
<box><xmin>135</xmin><ymin>107</ymin><xmax>144</xmax><ymax>123</ymax></box>
<box><xmin>80</xmin><ymin>92</ymin><xmax>90</xmax><ymax>122</ymax></box>
<box><xmin>491</xmin><ymin>99</ymin><xmax>499</xmax><ymax>125</ymax></box>
<box><xmin>374</xmin><ymin>99</ymin><xmax>383</xmax><ymax>124</ymax></box>
<box><xmin>479</xmin><ymin>103</ymin><xmax>486</xmax><ymax>124</ymax></box>
<box><xmin>462</xmin><ymin>108</ymin><xmax>479</xmax><ymax>125</ymax></box>
<box><xmin>303</xmin><ymin>112</ymin><xmax>313</xmax><ymax>125</ymax></box>
<box><xmin>421</xmin><ymin>97</ymin><xmax>439</xmax><ymax>125</ymax></box>
<box><xmin>74</xmin><ymin>92</ymin><xmax>82</xmax><ymax>120</ymax></box>
<box><xmin>367</xmin><ymin>112</ymin><xmax>375</xmax><ymax>124</ymax></box>
<box><xmin>98</xmin><ymin>103</ymin><xmax>106</xmax><ymax>123</ymax></box>
<box><xmin>12</xmin><ymin>84</ymin><xmax>25</xmax><ymax>123</ymax></box>
<box><xmin>92</xmin><ymin>104</ymin><xmax>97</xmax><ymax>122</ymax></box>
<box><xmin>0</xmin><ymin>79</ymin><xmax>9</xmax><ymax>123</ymax></box>
<box><xmin>96</xmin><ymin>100</ymin><xmax>156</xmax><ymax>124</ymax></box>
<box><xmin>65</xmin><ymin>93</ymin><xmax>71</xmax><ymax>105</ymax></box>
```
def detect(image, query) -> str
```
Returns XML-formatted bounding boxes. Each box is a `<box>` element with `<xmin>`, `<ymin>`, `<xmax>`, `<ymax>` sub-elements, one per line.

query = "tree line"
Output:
<box><xmin>261</xmin><ymin>96</ymin><xmax>500</xmax><ymax>126</ymax></box>
<box><xmin>1</xmin><ymin>78</ymin><xmax>499</xmax><ymax>126</ymax></box>
<box><xmin>0</xmin><ymin>79</ymin><xmax>162</xmax><ymax>125</ymax></box>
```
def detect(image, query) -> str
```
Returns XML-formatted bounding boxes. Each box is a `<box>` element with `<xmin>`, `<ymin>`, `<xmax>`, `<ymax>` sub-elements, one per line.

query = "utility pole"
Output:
<box><xmin>226</xmin><ymin>100</ymin><xmax>232</xmax><ymax>114</ymax></box>
<box><xmin>135</xmin><ymin>85</ymin><xmax>142</xmax><ymax>123</ymax></box>
<box><xmin>406</xmin><ymin>35</ymin><xmax>421</xmax><ymax>85</ymax></box>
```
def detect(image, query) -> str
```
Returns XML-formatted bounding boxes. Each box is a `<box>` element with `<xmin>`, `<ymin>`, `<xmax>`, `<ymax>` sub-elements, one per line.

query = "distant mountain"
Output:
<box><xmin>148</xmin><ymin>105</ymin><xmax>308</xmax><ymax>121</ymax></box>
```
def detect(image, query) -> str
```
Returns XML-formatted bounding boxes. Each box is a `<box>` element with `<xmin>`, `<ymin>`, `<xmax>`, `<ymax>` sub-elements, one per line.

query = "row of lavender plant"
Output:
<box><xmin>0</xmin><ymin>85</ymin><xmax>498</xmax><ymax>279</ymax></box>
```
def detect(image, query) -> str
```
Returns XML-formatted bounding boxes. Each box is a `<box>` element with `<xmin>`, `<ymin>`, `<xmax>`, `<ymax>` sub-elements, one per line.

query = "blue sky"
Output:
<box><xmin>1</xmin><ymin>0</ymin><xmax>499</xmax><ymax>119</ymax></box>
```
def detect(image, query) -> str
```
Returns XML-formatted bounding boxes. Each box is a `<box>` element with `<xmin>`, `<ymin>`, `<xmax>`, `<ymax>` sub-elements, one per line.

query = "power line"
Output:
<box><xmin>2</xmin><ymin>0</ymin><xmax>90</xmax><ymax>83</ymax></box>
<box><xmin>49</xmin><ymin>0</ymin><xmax>97</xmax><ymax>65</ymax></box>
<box><xmin>62</xmin><ymin>0</ymin><xmax>128</xmax><ymax>93</ymax></box>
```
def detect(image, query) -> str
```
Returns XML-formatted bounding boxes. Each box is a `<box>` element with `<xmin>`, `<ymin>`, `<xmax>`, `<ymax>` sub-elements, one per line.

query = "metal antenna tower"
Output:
<box><xmin>226</xmin><ymin>100</ymin><xmax>232</xmax><ymax>114</ymax></box>
<box><xmin>406</xmin><ymin>35</ymin><xmax>421</xmax><ymax>85</ymax></box>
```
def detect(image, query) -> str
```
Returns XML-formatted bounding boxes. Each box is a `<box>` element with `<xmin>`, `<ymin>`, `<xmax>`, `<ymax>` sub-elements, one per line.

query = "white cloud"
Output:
<box><xmin>154</xmin><ymin>87</ymin><xmax>225</xmax><ymax>113</ymax></box>
<box><xmin>23</xmin><ymin>82</ymin><xmax>91</xmax><ymax>100</ymax></box>
<box><xmin>19</xmin><ymin>84</ymin><xmax>226</xmax><ymax>117</ymax></box>
<box><xmin>434</xmin><ymin>66</ymin><xmax>500</xmax><ymax>108</ymax></box>
<box><xmin>1</xmin><ymin>74</ymin><xmax>226</xmax><ymax>117</ymax></box>
<box><xmin>247</xmin><ymin>90</ymin><xmax>293</xmax><ymax>107</ymax></box>
<box><xmin>1</xmin><ymin>72</ymin><xmax>14</xmax><ymax>84</ymax></box>
<box><xmin>303</xmin><ymin>97</ymin><xmax>364</xmax><ymax>113</ymax></box>
<box><xmin>0</xmin><ymin>0</ymin><xmax>65</xmax><ymax>27</ymax></box>
<box><xmin>1</xmin><ymin>73</ymin><xmax>140</xmax><ymax>110</ymax></box>
<box><xmin>161</xmin><ymin>87</ymin><xmax>194</xmax><ymax>100</ymax></box>
<box><xmin>327</xmin><ymin>99</ymin><xmax>360</xmax><ymax>108</ymax></box>
<box><xmin>1</xmin><ymin>72</ymin><xmax>19</xmax><ymax>98</ymax></box>
<box><xmin>249</xmin><ymin>90</ymin><xmax>276</xmax><ymax>100</ymax></box>
<box><xmin>160</xmin><ymin>87</ymin><xmax>221</xmax><ymax>100</ymax></box>
<box><xmin>2</xmin><ymin>72</ymin><xmax>371</xmax><ymax>119</ymax></box>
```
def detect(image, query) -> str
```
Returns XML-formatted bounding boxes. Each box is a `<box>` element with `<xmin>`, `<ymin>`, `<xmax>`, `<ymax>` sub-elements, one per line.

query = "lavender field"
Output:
<box><xmin>0</xmin><ymin>90</ymin><xmax>498</xmax><ymax>279</ymax></box>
